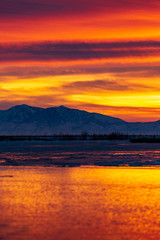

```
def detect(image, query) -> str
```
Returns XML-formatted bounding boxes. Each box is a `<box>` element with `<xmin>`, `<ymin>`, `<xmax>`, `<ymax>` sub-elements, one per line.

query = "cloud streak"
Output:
<box><xmin>61</xmin><ymin>79</ymin><xmax>154</xmax><ymax>93</ymax></box>
<box><xmin>0</xmin><ymin>41</ymin><xmax>160</xmax><ymax>62</ymax></box>
<box><xmin>1</xmin><ymin>64</ymin><xmax>160</xmax><ymax>80</ymax></box>
<box><xmin>0</xmin><ymin>0</ymin><xmax>159</xmax><ymax>19</ymax></box>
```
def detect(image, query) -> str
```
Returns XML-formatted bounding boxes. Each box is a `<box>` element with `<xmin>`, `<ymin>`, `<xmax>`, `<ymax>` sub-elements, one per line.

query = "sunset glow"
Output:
<box><xmin>1</xmin><ymin>0</ymin><xmax>160</xmax><ymax>121</ymax></box>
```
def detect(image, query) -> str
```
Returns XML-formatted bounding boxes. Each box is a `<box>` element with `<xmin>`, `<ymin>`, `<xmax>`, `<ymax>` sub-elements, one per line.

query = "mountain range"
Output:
<box><xmin>0</xmin><ymin>104</ymin><xmax>159</xmax><ymax>135</ymax></box>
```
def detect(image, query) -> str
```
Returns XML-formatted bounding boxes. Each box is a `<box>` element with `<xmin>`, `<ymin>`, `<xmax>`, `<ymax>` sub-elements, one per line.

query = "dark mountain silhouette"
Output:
<box><xmin>0</xmin><ymin>104</ymin><xmax>159</xmax><ymax>135</ymax></box>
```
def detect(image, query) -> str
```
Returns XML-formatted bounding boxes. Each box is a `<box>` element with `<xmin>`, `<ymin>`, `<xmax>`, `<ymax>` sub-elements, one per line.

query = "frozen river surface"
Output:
<box><xmin>1</xmin><ymin>166</ymin><xmax>160</xmax><ymax>240</ymax></box>
<box><xmin>1</xmin><ymin>141</ymin><xmax>160</xmax><ymax>239</ymax></box>
<box><xmin>1</xmin><ymin>140</ymin><xmax>160</xmax><ymax>166</ymax></box>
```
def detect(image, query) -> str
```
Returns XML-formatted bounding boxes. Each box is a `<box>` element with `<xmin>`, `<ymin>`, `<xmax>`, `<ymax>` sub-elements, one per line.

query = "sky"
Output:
<box><xmin>1</xmin><ymin>0</ymin><xmax>160</xmax><ymax>121</ymax></box>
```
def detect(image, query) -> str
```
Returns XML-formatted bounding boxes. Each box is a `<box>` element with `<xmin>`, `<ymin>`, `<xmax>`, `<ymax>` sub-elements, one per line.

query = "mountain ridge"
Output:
<box><xmin>0</xmin><ymin>104</ymin><xmax>159</xmax><ymax>135</ymax></box>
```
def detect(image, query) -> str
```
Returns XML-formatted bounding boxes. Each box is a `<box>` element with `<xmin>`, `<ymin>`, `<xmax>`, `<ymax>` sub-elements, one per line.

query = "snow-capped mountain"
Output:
<box><xmin>0</xmin><ymin>104</ymin><xmax>159</xmax><ymax>135</ymax></box>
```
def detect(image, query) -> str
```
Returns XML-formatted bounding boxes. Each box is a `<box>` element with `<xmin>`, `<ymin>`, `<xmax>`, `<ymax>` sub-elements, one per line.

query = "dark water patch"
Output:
<box><xmin>1</xmin><ymin>142</ymin><xmax>160</xmax><ymax>167</ymax></box>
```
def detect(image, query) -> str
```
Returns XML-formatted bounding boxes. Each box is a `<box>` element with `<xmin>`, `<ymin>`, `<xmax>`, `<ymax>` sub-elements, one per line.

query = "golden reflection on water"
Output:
<box><xmin>1</xmin><ymin>167</ymin><xmax>160</xmax><ymax>240</ymax></box>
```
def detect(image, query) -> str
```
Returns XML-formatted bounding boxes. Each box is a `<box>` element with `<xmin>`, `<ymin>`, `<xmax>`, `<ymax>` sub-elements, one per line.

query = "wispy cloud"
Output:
<box><xmin>0</xmin><ymin>41</ymin><xmax>160</xmax><ymax>62</ymax></box>
<box><xmin>0</xmin><ymin>64</ymin><xmax>160</xmax><ymax>77</ymax></box>
<box><xmin>0</xmin><ymin>0</ymin><xmax>159</xmax><ymax>19</ymax></box>
<box><xmin>61</xmin><ymin>79</ymin><xmax>154</xmax><ymax>93</ymax></box>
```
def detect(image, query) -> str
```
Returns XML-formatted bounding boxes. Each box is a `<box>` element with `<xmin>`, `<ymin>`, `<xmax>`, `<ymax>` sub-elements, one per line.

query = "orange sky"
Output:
<box><xmin>1</xmin><ymin>0</ymin><xmax>160</xmax><ymax>121</ymax></box>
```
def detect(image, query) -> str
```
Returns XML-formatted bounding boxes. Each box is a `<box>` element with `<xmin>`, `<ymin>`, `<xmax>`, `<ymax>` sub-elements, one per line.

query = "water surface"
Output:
<box><xmin>1</xmin><ymin>166</ymin><xmax>160</xmax><ymax>240</ymax></box>
<box><xmin>1</xmin><ymin>140</ymin><xmax>160</xmax><ymax>166</ymax></box>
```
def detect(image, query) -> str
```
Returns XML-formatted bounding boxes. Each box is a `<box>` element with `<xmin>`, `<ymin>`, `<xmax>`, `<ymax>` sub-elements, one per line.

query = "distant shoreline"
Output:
<box><xmin>0</xmin><ymin>133</ymin><xmax>159</xmax><ymax>143</ymax></box>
